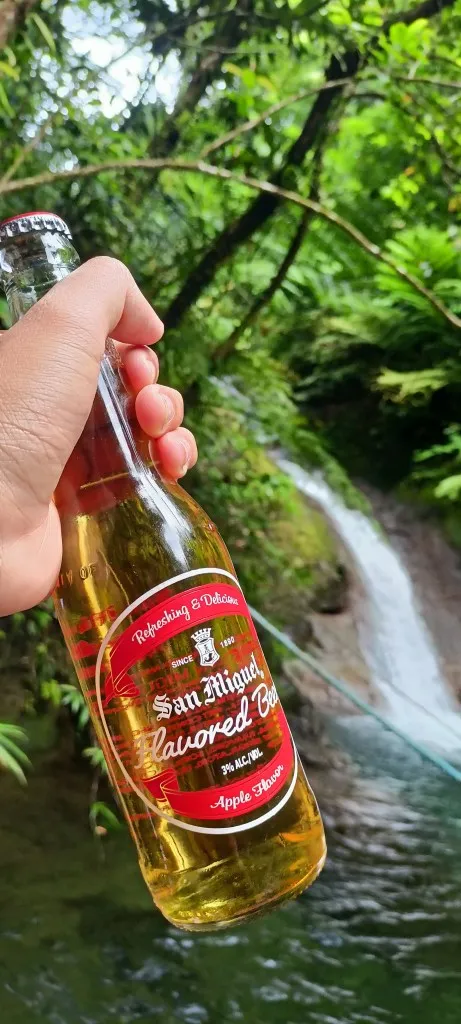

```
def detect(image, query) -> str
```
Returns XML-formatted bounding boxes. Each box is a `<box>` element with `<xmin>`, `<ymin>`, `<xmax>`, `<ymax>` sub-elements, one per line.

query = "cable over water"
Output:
<box><xmin>250</xmin><ymin>606</ymin><xmax>461</xmax><ymax>785</ymax></box>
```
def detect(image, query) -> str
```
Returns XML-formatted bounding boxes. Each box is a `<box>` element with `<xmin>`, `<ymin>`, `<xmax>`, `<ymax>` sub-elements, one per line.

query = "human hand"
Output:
<box><xmin>0</xmin><ymin>257</ymin><xmax>197</xmax><ymax>616</ymax></box>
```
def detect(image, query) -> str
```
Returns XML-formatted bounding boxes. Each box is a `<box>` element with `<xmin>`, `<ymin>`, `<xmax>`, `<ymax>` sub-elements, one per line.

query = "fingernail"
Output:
<box><xmin>141</xmin><ymin>347</ymin><xmax>156</xmax><ymax>366</ymax></box>
<box><xmin>160</xmin><ymin>394</ymin><xmax>175</xmax><ymax>428</ymax></box>
<box><xmin>178</xmin><ymin>441</ymin><xmax>190</xmax><ymax>477</ymax></box>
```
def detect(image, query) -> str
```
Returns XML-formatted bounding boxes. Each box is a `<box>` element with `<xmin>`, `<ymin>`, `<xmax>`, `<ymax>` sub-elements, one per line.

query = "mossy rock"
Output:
<box><xmin>187</xmin><ymin>404</ymin><xmax>349</xmax><ymax>644</ymax></box>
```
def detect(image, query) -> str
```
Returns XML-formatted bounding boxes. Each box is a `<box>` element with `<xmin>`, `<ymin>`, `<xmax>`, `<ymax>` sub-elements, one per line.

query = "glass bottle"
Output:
<box><xmin>0</xmin><ymin>211</ymin><xmax>326</xmax><ymax>930</ymax></box>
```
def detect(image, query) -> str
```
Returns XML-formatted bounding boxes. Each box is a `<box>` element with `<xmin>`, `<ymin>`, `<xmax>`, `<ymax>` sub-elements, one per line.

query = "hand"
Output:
<box><xmin>0</xmin><ymin>257</ymin><xmax>197</xmax><ymax>616</ymax></box>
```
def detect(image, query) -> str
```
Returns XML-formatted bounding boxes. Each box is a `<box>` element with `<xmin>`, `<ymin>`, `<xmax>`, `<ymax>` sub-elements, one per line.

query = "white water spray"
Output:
<box><xmin>276</xmin><ymin>457</ymin><xmax>461</xmax><ymax>751</ymax></box>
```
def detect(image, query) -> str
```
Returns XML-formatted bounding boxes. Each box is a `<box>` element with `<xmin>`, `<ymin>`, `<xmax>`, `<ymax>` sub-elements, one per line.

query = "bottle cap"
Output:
<box><xmin>0</xmin><ymin>211</ymin><xmax>72</xmax><ymax>244</ymax></box>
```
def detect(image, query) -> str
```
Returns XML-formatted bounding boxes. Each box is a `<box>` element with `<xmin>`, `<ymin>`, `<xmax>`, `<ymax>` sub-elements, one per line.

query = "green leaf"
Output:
<box><xmin>0</xmin><ymin>61</ymin><xmax>19</xmax><ymax>80</ymax></box>
<box><xmin>41</xmin><ymin>679</ymin><xmax>63</xmax><ymax>707</ymax></box>
<box><xmin>89</xmin><ymin>801</ymin><xmax>121</xmax><ymax>832</ymax></box>
<box><xmin>0</xmin><ymin>723</ymin><xmax>28</xmax><ymax>738</ymax></box>
<box><xmin>0</xmin><ymin>734</ymin><xmax>30</xmax><ymax>766</ymax></box>
<box><xmin>376</xmin><ymin>366</ymin><xmax>450</xmax><ymax>401</ymax></box>
<box><xmin>0</xmin><ymin>297</ymin><xmax>11</xmax><ymax>326</ymax></box>
<box><xmin>328</xmin><ymin>0</ymin><xmax>352</xmax><ymax>26</ymax></box>
<box><xmin>256</xmin><ymin>75</ymin><xmax>275</xmax><ymax>93</ymax></box>
<box><xmin>434</xmin><ymin>474</ymin><xmax>461</xmax><ymax>500</ymax></box>
<box><xmin>0</xmin><ymin>724</ymin><xmax>30</xmax><ymax>784</ymax></box>
<box><xmin>83</xmin><ymin>746</ymin><xmax>108</xmax><ymax>773</ymax></box>
<box><xmin>0</xmin><ymin>746</ymin><xmax>28</xmax><ymax>784</ymax></box>
<box><xmin>30</xmin><ymin>12</ymin><xmax>56</xmax><ymax>53</ymax></box>
<box><xmin>3</xmin><ymin>47</ymin><xmax>16</xmax><ymax>66</ymax></box>
<box><xmin>223</xmin><ymin>62</ymin><xmax>244</xmax><ymax>78</ymax></box>
<box><xmin>0</xmin><ymin>83</ymin><xmax>13</xmax><ymax>116</ymax></box>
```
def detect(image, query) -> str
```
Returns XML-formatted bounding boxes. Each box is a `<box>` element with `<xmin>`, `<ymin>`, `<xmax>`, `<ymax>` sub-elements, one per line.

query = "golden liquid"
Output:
<box><xmin>53</xmin><ymin>362</ymin><xmax>326</xmax><ymax>931</ymax></box>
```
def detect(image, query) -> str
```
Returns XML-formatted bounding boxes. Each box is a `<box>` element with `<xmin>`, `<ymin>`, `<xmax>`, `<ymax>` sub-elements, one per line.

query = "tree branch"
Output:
<box><xmin>386</xmin><ymin>0</ymin><xmax>456</xmax><ymax>24</ymax></box>
<box><xmin>148</xmin><ymin>0</ymin><xmax>254</xmax><ymax>158</ymax></box>
<box><xmin>0</xmin><ymin>0</ymin><xmax>37</xmax><ymax>50</ymax></box>
<box><xmin>214</xmin><ymin>208</ymin><xmax>312</xmax><ymax>363</ymax></box>
<box><xmin>213</xmin><ymin>131</ymin><xmax>328</xmax><ymax>361</ymax></box>
<box><xmin>163</xmin><ymin>0</ymin><xmax>458</xmax><ymax>328</ymax></box>
<box><xmin>200</xmin><ymin>76</ymin><xmax>358</xmax><ymax>158</ymax></box>
<box><xmin>0</xmin><ymin>114</ymin><xmax>51</xmax><ymax>188</ymax></box>
<box><xmin>167</xmin><ymin>50</ymin><xmax>359</xmax><ymax>328</ymax></box>
<box><xmin>201</xmin><ymin>71</ymin><xmax>461</xmax><ymax>160</ymax></box>
<box><xmin>2</xmin><ymin>156</ymin><xmax>460</xmax><ymax>332</ymax></box>
<box><xmin>392</xmin><ymin>75</ymin><xmax>461</xmax><ymax>90</ymax></box>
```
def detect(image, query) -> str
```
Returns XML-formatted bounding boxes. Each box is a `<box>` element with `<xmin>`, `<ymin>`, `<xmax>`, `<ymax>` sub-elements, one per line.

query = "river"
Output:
<box><xmin>1</xmin><ymin>721</ymin><xmax>461</xmax><ymax>1023</ymax></box>
<box><xmin>1</xmin><ymin>472</ymin><xmax>461</xmax><ymax>1023</ymax></box>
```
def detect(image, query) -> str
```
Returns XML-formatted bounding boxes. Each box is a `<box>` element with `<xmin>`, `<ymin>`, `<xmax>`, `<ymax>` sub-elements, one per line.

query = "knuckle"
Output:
<box><xmin>85</xmin><ymin>255</ymin><xmax>131</xmax><ymax>283</ymax></box>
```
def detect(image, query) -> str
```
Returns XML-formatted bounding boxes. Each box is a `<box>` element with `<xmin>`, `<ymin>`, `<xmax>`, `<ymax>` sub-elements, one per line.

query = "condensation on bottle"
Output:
<box><xmin>0</xmin><ymin>211</ymin><xmax>326</xmax><ymax>930</ymax></box>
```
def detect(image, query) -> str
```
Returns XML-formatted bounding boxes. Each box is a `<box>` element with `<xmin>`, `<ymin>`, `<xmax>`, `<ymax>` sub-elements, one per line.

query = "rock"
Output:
<box><xmin>280</xmin><ymin>663</ymin><xmax>353</xmax><ymax>772</ymax></box>
<box><xmin>310</xmin><ymin>563</ymin><xmax>349</xmax><ymax>614</ymax></box>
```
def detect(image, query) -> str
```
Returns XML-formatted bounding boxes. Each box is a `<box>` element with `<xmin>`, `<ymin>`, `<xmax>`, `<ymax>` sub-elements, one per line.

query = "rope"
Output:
<box><xmin>307</xmin><ymin>624</ymin><xmax>461</xmax><ymax>746</ymax></box>
<box><xmin>249</xmin><ymin>606</ymin><xmax>461</xmax><ymax>785</ymax></box>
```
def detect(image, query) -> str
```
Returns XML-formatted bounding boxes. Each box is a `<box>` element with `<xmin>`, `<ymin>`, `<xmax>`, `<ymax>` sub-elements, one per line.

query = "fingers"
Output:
<box><xmin>135</xmin><ymin>384</ymin><xmax>184</xmax><ymax>438</ymax></box>
<box><xmin>0</xmin><ymin>258</ymin><xmax>164</xmax><ymax>513</ymax></box>
<box><xmin>151</xmin><ymin>427</ymin><xmax>198</xmax><ymax>480</ymax></box>
<box><xmin>49</xmin><ymin>256</ymin><xmax>164</xmax><ymax>349</ymax></box>
<box><xmin>23</xmin><ymin>256</ymin><xmax>163</xmax><ymax>368</ymax></box>
<box><xmin>119</xmin><ymin>349</ymin><xmax>197</xmax><ymax>481</ymax></box>
<box><xmin>120</xmin><ymin>344</ymin><xmax>159</xmax><ymax>393</ymax></box>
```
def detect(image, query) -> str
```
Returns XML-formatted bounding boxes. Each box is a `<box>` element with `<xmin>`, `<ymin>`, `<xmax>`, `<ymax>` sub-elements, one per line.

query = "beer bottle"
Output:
<box><xmin>0</xmin><ymin>212</ymin><xmax>326</xmax><ymax>930</ymax></box>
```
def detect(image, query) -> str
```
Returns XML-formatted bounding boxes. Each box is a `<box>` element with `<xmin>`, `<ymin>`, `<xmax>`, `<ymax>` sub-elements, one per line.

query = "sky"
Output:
<box><xmin>62</xmin><ymin>1</ymin><xmax>182</xmax><ymax>118</ymax></box>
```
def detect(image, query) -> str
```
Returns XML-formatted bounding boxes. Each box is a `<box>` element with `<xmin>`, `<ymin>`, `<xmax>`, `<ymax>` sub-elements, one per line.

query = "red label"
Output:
<box><xmin>143</xmin><ymin>714</ymin><xmax>293</xmax><ymax>820</ymax></box>
<box><xmin>94</xmin><ymin>572</ymin><xmax>297</xmax><ymax>835</ymax></box>
<box><xmin>103</xmin><ymin>584</ymin><xmax>252</xmax><ymax>705</ymax></box>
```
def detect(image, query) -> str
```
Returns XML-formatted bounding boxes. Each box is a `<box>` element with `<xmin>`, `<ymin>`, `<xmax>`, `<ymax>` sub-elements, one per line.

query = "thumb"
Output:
<box><xmin>0</xmin><ymin>256</ymin><xmax>163</xmax><ymax>527</ymax></box>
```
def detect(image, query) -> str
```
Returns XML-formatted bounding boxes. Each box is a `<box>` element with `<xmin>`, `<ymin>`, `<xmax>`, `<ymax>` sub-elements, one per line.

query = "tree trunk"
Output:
<box><xmin>212</xmin><ymin>132</ymin><xmax>327</xmax><ymax>363</ymax></box>
<box><xmin>0</xmin><ymin>0</ymin><xmax>37</xmax><ymax>49</ymax></box>
<box><xmin>164</xmin><ymin>50</ymin><xmax>357</xmax><ymax>329</ymax></box>
<box><xmin>150</xmin><ymin>0</ymin><xmax>254</xmax><ymax>157</ymax></box>
<box><xmin>164</xmin><ymin>0</ymin><xmax>457</xmax><ymax>330</ymax></box>
<box><xmin>388</xmin><ymin>0</ymin><xmax>455</xmax><ymax>25</ymax></box>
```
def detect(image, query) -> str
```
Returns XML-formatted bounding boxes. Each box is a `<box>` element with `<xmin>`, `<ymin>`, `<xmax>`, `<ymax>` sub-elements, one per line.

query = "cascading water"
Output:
<box><xmin>275</xmin><ymin>456</ymin><xmax>461</xmax><ymax>751</ymax></box>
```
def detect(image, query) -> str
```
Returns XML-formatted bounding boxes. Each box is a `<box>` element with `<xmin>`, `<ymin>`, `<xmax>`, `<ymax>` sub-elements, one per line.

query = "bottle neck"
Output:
<box><xmin>0</xmin><ymin>229</ymin><xmax>81</xmax><ymax>320</ymax></box>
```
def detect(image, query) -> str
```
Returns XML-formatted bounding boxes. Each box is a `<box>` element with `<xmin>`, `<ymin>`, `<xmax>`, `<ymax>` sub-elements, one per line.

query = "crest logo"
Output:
<box><xmin>192</xmin><ymin>627</ymin><xmax>220</xmax><ymax>668</ymax></box>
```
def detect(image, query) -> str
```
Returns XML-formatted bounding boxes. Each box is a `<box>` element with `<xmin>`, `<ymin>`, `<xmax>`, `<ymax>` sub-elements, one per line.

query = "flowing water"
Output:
<box><xmin>276</xmin><ymin>458</ymin><xmax>461</xmax><ymax>751</ymax></box>
<box><xmin>1</xmin><ymin>726</ymin><xmax>461</xmax><ymax>1024</ymax></box>
<box><xmin>1</xmin><ymin>464</ymin><xmax>461</xmax><ymax>1023</ymax></box>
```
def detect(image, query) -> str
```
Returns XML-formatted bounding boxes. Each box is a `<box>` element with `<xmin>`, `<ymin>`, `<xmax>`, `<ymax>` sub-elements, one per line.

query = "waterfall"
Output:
<box><xmin>275</xmin><ymin>457</ymin><xmax>461</xmax><ymax>751</ymax></box>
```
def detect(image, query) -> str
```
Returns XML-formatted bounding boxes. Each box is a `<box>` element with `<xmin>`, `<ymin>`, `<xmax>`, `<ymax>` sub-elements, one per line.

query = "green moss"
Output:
<box><xmin>187</xmin><ymin>402</ymin><xmax>347</xmax><ymax>642</ymax></box>
<box><xmin>288</xmin><ymin>429</ymin><xmax>371</xmax><ymax>514</ymax></box>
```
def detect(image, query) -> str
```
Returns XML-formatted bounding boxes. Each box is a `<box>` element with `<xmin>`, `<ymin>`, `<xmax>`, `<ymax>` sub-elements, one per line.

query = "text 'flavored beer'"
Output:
<box><xmin>0</xmin><ymin>212</ymin><xmax>326</xmax><ymax>930</ymax></box>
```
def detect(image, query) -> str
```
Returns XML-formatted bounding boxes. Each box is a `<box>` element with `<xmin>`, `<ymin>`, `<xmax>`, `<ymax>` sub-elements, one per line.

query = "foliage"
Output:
<box><xmin>284</xmin><ymin>224</ymin><xmax>461</xmax><ymax>487</ymax></box>
<box><xmin>0</xmin><ymin>0</ymin><xmax>460</xmax><ymax>787</ymax></box>
<box><xmin>187</xmin><ymin>387</ymin><xmax>347</xmax><ymax>643</ymax></box>
<box><xmin>0</xmin><ymin>722</ymin><xmax>30</xmax><ymax>784</ymax></box>
<box><xmin>414</xmin><ymin>426</ymin><xmax>461</xmax><ymax>502</ymax></box>
<box><xmin>48</xmin><ymin>682</ymin><xmax>90</xmax><ymax>730</ymax></box>
<box><xmin>89</xmin><ymin>800</ymin><xmax>120</xmax><ymax>835</ymax></box>
<box><xmin>83</xmin><ymin>746</ymin><xmax>108</xmax><ymax>773</ymax></box>
<box><xmin>0</xmin><ymin>605</ymin><xmax>97</xmax><ymax>763</ymax></box>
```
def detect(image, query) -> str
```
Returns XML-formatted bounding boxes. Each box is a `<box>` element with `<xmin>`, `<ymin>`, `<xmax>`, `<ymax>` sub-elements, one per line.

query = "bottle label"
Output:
<box><xmin>95</xmin><ymin>569</ymin><xmax>298</xmax><ymax>835</ymax></box>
